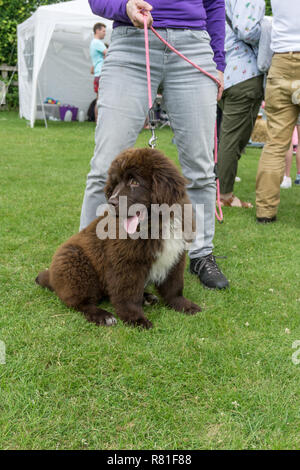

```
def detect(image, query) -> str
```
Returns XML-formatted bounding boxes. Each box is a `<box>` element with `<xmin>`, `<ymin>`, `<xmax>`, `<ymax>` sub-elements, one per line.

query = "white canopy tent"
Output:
<box><xmin>17</xmin><ymin>0</ymin><xmax>112</xmax><ymax>127</ymax></box>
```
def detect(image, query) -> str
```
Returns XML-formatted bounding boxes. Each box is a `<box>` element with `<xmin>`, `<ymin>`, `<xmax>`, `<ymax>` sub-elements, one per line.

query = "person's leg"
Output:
<box><xmin>256</xmin><ymin>54</ymin><xmax>300</xmax><ymax>219</ymax></box>
<box><xmin>93</xmin><ymin>76</ymin><xmax>99</xmax><ymax>122</ymax></box>
<box><xmin>280</xmin><ymin>140</ymin><xmax>293</xmax><ymax>189</ymax></box>
<box><xmin>163</xmin><ymin>29</ymin><xmax>217</xmax><ymax>259</ymax></box>
<box><xmin>218</xmin><ymin>76</ymin><xmax>264</xmax><ymax>201</ymax></box>
<box><xmin>216</xmin><ymin>105</ymin><xmax>223</xmax><ymax>145</ymax></box>
<box><xmin>285</xmin><ymin>142</ymin><xmax>293</xmax><ymax>178</ymax></box>
<box><xmin>162</xmin><ymin>29</ymin><xmax>228</xmax><ymax>288</ymax></box>
<box><xmin>295</xmin><ymin>124</ymin><xmax>300</xmax><ymax>183</ymax></box>
<box><xmin>94</xmin><ymin>93</ymin><xmax>98</xmax><ymax>123</ymax></box>
<box><xmin>95</xmin><ymin>94</ymin><xmax>99</xmax><ymax>123</ymax></box>
<box><xmin>80</xmin><ymin>27</ymin><xmax>163</xmax><ymax>230</ymax></box>
<box><xmin>284</xmin><ymin>142</ymin><xmax>293</xmax><ymax>176</ymax></box>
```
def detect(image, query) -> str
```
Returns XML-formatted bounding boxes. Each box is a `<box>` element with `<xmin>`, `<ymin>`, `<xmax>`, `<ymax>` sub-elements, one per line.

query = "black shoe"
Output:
<box><xmin>190</xmin><ymin>254</ymin><xmax>229</xmax><ymax>290</ymax></box>
<box><xmin>256</xmin><ymin>216</ymin><xmax>277</xmax><ymax>224</ymax></box>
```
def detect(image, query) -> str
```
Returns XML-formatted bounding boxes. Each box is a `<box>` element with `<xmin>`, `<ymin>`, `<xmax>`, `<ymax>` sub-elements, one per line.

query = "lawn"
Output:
<box><xmin>0</xmin><ymin>111</ymin><xmax>300</xmax><ymax>450</ymax></box>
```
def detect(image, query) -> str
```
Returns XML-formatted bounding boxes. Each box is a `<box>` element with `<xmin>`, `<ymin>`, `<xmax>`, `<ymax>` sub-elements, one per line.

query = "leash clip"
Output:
<box><xmin>148</xmin><ymin>108</ymin><xmax>157</xmax><ymax>149</ymax></box>
<box><xmin>149</xmin><ymin>128</ymin><xmax>157</xmax><ymax>149</ymax></box>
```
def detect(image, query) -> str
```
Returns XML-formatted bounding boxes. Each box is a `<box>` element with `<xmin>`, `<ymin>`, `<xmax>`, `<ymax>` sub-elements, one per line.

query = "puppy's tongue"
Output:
<box><xmin>124</xmin><ymin>215</ymin><xmax>139</xmax><ymax>234</ymax></box>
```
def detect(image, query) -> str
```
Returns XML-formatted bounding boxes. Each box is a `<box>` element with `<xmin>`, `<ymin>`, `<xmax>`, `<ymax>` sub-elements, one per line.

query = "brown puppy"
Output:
<box><xmin>36</xmin><ymin>148</ymin><xmax>201</xmax><ymax>328</ymax></box>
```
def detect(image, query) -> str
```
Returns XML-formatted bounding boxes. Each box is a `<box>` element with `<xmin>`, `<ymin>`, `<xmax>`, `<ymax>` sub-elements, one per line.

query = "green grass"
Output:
<box><xmin>1</xmin><ymin>111</ymin><xmax>300</xmax><ymax>450</ymax></box>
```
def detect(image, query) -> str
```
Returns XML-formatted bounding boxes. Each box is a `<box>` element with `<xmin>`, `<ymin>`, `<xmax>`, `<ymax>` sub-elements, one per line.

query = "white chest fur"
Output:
<box><xmin>147</xmin><ymin>237</ymin><xmax>185</xmax><ymax>286</ymax></box>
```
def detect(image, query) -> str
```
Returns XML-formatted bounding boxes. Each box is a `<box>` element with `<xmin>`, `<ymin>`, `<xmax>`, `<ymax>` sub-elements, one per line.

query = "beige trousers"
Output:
<box><xmin>256</xmin><ymin>52</ymin><xmax>300</xmax><ymax>218</ymax></box>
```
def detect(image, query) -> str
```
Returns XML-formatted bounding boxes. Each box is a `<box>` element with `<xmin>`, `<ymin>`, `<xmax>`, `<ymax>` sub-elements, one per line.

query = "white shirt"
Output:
<box><xmin>271</xmin><ymin>0</ymin><xmax>300</xmax><ymax>53</ymax></box>
<box><xmin>224</xmin><ymin>0</ymin><xmax>265</xmax><ymax>90</ymax></box>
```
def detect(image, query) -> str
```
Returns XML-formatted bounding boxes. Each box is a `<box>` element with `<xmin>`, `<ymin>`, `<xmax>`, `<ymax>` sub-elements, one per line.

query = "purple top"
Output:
<box><xmin>88</xmin><ymin>0</ymin><xmax>225</xmax><ymax>71</ymax></box>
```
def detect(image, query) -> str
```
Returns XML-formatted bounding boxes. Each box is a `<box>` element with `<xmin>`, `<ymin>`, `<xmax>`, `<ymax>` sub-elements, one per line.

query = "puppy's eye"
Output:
<box><xmin>129</xmin><ymin>178</ymin><xmax>140</xmax><ymax>187</ymax></box>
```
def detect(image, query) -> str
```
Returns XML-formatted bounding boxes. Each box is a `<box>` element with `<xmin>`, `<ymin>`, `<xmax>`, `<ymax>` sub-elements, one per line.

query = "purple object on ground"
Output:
<box><xmin>59</xmin><ymin>105</ymin><xmax>78</xmax><ymax>121</ymax></box>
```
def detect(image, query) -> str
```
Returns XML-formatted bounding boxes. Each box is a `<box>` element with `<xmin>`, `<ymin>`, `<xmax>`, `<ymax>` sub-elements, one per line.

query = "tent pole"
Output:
<box><xmin>37</xmin><ymin>80</ymin><xmax>47</xmax><ymax>128</ymax></box>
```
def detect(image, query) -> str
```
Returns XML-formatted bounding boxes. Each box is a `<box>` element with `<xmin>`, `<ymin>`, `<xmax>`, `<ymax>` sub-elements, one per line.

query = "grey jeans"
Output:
<box><xmin>80</xmin><ymin>26</ymin><xmax>218</xmax><ymax>258</ymax></box>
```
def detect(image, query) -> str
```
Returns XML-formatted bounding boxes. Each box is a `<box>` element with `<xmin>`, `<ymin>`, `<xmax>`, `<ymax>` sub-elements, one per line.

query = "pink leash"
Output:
<box><xmin>143</xmin><ymin>16</ymin><xmax>223</xmax><ymax>222</ymax></box>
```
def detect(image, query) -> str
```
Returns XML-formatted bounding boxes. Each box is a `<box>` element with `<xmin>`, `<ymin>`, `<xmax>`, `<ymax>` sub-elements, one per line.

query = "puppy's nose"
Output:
<box><xmin>108</xmin><ymin>196</ymin><xmax>119</xmax><ymax>208</ymax></box>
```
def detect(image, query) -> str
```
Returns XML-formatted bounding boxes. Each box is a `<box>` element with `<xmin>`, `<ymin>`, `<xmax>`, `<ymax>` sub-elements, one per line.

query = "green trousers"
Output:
<box><xmin>218</xmin><ymin>75</ymin><xmax>264</xmax><ymax>194</ymax></box>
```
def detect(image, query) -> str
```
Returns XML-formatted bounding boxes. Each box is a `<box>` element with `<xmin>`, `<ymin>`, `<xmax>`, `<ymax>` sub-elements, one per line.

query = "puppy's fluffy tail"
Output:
<box><xmin>35</xmin><ymin>269</ymin><xmax>53</xmax><ymax>291</ymax></box>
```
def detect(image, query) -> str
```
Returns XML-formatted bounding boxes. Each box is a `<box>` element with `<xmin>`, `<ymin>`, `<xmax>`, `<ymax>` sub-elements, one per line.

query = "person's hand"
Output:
<box><xmin>90</xmin><ymin>66</ymin><xmax>94</xmax><ymax>75</ymax></box>
<box><xmin>217</xmin><ymin>70</ymin><xmax>224</xmax><ymax>101</ymax></box>
<box><xmin>126</xmin><ymin>0</ymin><xmax>153</xmax><ymax>29</ymax></box>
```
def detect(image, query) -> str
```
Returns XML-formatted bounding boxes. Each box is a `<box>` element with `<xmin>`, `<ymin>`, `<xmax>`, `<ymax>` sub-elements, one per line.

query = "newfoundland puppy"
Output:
<box><xmin>36</xmin><ymin>148</ymin><xmax>201</xmax><ymax>328</ymax></box>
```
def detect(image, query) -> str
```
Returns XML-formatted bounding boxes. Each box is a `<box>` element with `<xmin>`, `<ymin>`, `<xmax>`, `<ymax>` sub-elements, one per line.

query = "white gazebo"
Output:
<box><xmin>17</xmin><ymin>0</ymin><xmax>112</xmax><ymax>127</ymax></box>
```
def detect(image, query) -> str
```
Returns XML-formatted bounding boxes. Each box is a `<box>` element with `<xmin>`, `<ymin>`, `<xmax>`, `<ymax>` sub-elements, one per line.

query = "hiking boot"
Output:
<box><xmin>190</xmin><ymin>254</ymin><xmax>229</xmax><ymax>290</ymax></box>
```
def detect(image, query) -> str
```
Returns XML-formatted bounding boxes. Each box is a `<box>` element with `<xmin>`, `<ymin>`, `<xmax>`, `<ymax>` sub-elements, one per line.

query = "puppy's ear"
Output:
<box><xmin>151</xmin><ymin>163</ymin><xmax>187</xmax><ymax>206</ymax></box>
<box><xmin>104</xmin><ymin>174</ymin><xmax>116</xmax><ymax>201</ymax></box>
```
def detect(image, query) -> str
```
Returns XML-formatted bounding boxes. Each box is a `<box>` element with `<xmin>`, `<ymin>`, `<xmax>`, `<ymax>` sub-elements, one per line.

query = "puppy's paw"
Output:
<box><xmin>125</xmin><ymin>316</ymin><xmax>153</xmax><ymax>329</ymax></box>
<box><xmin>136</xmin><ymin>317</ymin><xmax>153</xmax><ymax>329</ymax></box>
<box><xmin>182</xmin><ymin>301</ymin><xmax>202</xmax><ymax>315</ymax></box>
<box><xmin>91</xmin><ymin>314</ymin><xmax>117</xmax><ymax>326</ymax></box>
<box><xmin>169</xmin><ymin>297</ymin><xmax>201</xmax><ymax>315</ymax></box>
<box><xmin>143</xmin><ymin>292</ymin><xmax>159</xmax><ymax>306</ymax></box>
<box><xmin>104</xmin><ymin>315</ymin><xmax>117</xmax><ymax>326</ymax></box>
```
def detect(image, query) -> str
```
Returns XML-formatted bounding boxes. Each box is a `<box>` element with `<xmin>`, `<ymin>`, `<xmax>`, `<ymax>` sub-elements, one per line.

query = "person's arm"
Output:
<box><xmin>203</xmin><ymin>0</ymin><xmax>225</xmax><ymax>100</ymax></box>
<box><xmin>88</xmin><ymin>0</ymin><xmax>152</xmax><ymax>27</ymax></box>
<box><xmin>95</xmin><ymin>40</ymin><xmax>108</xmax><ymax>57</ymax></box>
<box><xmin>227</xmin><ymin>0</ymin><xmax>265</xmax><ymax>46</ymax></box>
<box><xmin>89</xmin><ymin>0</ymin><xmax>129</xmax><ymax>21</ymax></box>
<box><xmin>203</xmin><ymin>0</ymin><xmax>226</xmax><ymax>73</ymax></box>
